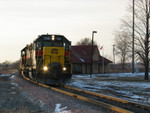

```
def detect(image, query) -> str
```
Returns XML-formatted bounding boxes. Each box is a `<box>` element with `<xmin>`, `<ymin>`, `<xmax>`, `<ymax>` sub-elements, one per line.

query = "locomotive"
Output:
<box><xmin>20</xmin><ymin>34</ymin><xmax>72</xmax><ymax>84</ymax></box>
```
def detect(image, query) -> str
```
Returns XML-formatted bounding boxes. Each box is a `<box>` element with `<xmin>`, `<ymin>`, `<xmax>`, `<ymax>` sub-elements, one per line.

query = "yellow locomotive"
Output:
<box><xmin>20</xmin><ymin>34</ymin><xmax>72</xmax><ymax>84</ymax></box>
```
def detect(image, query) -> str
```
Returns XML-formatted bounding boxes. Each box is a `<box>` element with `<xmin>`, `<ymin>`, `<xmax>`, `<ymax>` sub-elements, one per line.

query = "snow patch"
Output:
<box><xmin>39</xmin><ymin>101</ymin><xmax>45</xmax><ymax>108</ymax></box>
<box><xmin>9</xmin><ymin>75</ymin><xmax>15</xmax><ymax>80</ymax></box>
<box><xmin>11</xmin><ymin>82</ymin><xmax>18</xmax><ymax>87</ymax></box>
<box><xmin>54</xmin><ymin>103</ymin><xmax>71</xmax><ymax>113</ymax></box>
<box><xmin>70</xmin><ymin>73</ymin><xmax>150</xmax><ymax>104</ymax></box>
<box><xmin>79</xmin><ymin>58</ymin><xmax>85</xmax><ymax>62</ymax></box>
<box><xmin>0</xmin><ymin>74</ymin><xmax>11</xmax><ymax>77</ymax></box>
<box><xmin>93</xmin><ymin>72</ymin><xmax>149</xmax><ymax>78</ymax></box>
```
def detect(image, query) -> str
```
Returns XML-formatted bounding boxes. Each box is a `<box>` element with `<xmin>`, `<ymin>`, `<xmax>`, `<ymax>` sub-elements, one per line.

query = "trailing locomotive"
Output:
<box><xmin>20</xmin><ymin>34</ymin><xmax>72</xmax><ymax>84</ymax></box>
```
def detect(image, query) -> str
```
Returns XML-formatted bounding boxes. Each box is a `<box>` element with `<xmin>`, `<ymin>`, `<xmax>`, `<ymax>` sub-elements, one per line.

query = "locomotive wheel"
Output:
<box><xmin>32</xmin><ymin>70</ymin><xmax>37</xmax><ymax>81</ymax></box>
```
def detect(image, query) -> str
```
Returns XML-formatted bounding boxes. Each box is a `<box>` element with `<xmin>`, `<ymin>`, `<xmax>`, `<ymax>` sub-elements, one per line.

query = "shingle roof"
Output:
<box><xmin>71</xmin><ymin>45</ymin><xmax>112</xmax><ymax>64</ymax></box>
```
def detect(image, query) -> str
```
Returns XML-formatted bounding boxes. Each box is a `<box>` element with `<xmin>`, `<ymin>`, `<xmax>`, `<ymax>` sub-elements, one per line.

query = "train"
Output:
<box><xmin>20</xmin><ymin>34</ymin><xmax>72</xmax><ymax>84</ymax></box>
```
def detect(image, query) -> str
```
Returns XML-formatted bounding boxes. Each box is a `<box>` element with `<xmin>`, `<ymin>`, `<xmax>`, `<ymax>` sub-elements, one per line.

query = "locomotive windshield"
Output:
<box><xmin>44</xmin><ymin>41</ymin><xmax>63</xmax><ymax>47</ymax></box>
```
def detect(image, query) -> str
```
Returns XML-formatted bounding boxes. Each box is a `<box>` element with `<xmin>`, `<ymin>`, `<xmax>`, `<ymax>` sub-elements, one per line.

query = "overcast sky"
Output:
<box><xmin>0</xmin><ymin>0</ymin><xmax>129</xmax><ymax>63</ymax></box>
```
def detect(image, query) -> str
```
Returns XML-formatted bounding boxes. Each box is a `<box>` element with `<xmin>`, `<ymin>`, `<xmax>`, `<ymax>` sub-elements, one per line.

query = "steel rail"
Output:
<box><xmin>21</xmin><ymin>72</ymin><xmax>133</xmax><ymax>113</ymax></box>
<box><xmin>62</xmin><ymin>85</ymin><xmax>150</xmax><ymax>111</ymax></box>
<box><xmin>50</xmin><ymin>87</ymin><xmax>132</xmax><ymax>113</ymax></box>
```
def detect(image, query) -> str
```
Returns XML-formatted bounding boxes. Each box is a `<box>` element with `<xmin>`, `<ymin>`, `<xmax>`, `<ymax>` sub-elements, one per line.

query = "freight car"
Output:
<box><xmin>20</xmin><ymin>34</ymin><xmax>72</xmax><ymax>84</ymax></box>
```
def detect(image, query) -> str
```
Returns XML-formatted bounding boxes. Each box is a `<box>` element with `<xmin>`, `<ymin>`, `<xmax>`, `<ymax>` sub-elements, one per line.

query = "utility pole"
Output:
<box><xmin>113</xmin><ymin>45</ymin><xmax>115</xmax><ymax>64</ymax></box>
<box><xmin>102</xmin><ymin>48</ymin><xmax>104</xmax><ymax>74</ymax></box>
<box><xmin>132</xmin><ymin>0</ymin><xmax>135</xmax><ymax>73</ymax></box>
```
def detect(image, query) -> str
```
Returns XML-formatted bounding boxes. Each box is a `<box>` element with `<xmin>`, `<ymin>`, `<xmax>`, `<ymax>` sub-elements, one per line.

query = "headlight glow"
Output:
<box><xmin>63</xmin><ymin>67</ymin><xmax>67</xmax><ymax>71</ymax></box>
<box><xmin>43</xmin><ymin>66</ymin><xmax>48</xmax><ymax>71</ymax></box>
<box><xmin>52</xmin><ymin>35</ymin><xmax>55</xmax><ymax>40</ymax></box>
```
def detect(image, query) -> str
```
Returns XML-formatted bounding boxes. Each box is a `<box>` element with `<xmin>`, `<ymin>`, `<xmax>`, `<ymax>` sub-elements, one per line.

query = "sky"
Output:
<box><xmin>0</xmin><ymin>0</ymin><xmax>129</xmax><ymax>63</ymax></box>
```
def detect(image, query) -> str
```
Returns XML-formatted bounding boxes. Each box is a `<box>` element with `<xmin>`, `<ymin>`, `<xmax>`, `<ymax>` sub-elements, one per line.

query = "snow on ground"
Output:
<box><xmin>0</xmin><ymin>74</ymin><xmax>11</xmax><ymax>77</ymax></box>
<box><xmin>68</xmin><ymin>73</ymin><xmax>150</xmax><ymax>105</ymax></box>
<box><xmin>54</xmin><ymin>103</ymin><xmax>71</xmax><ymax>113</ymax></box>
<box><xmin>1</xmin><ymin>73</ymin><xmax>149</xmax><ymax>107</ymax></box>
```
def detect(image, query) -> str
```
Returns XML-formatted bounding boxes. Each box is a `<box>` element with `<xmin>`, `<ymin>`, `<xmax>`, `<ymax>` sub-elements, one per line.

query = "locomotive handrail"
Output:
<box><xmin>65</xmin><ymin>56</ymin><xmax>72</xmax><ymax>73</ymax></box>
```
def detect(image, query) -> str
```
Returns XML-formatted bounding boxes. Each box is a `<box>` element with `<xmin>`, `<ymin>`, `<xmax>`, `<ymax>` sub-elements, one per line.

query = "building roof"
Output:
<box><xmin>71</xmin><ymin>45</ymin><xmax>112</xmax><ymax>64</ymax></box>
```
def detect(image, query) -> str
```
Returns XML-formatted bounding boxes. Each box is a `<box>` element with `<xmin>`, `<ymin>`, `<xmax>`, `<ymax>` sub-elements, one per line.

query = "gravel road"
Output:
<box><xmin>0</xmin><ymin>73</ymin><xmax>109</xmax><ymax>113</ymax></box>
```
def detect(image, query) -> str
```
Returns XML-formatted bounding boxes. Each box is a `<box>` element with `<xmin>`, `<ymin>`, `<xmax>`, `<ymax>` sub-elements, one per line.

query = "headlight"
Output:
<box><xmin>43</xmin><ymin>66</ymin><xmax>48</xmax><ymax>71</ymax></box>
<box><xmin>52</xmin><ymin>35</ymin><xmax>55</xmax><ymax>40</ymax></box>
<box><xmin>63</xmin><ymin>67</ymin><xmax>66</xmax><ymax>71</ymax></box>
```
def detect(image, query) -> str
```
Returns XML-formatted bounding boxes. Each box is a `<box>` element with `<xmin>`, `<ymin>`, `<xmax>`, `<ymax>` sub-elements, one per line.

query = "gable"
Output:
<box><xmin>93</xmin><ymin>47</ymin><xmax>99</xmax><ymax>61</ymax></box>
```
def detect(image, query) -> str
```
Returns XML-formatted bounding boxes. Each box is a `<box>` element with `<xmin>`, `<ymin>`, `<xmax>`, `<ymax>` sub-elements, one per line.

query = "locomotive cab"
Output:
<box><xmin>20</xmin><ymin>34</ymin><xmax>72</xmax><ymax>84</ymax></box>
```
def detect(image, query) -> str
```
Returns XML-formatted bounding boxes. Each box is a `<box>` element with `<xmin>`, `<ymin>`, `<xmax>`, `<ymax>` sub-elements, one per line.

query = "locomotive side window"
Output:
<box><xmin>63</xmin><ymin>43</ymin><xmax>65</xmax><ymax>47</ymax></box>
<box><xmin>21</xmin><ymin>51</ymin><xmax>25</xmax><ymax>56</ymax></box>
<box><xmin>63</xmin><ymin>42</ymin><xmax>70</xmax><ymax>51</ymax></box>
<box><xmin>66</xmin><ymin>44</ymin><xmax>69</xmax><ymax>51</ymax></box>
<box><xmin>33</xmin><ymin>43</ymin><xmax>36</xmax><ymax>50</ymax></box>
<box><xmin>37</xmin><ymin>42</ymin><xmax>42</xmax><ymax>50</ymax></box>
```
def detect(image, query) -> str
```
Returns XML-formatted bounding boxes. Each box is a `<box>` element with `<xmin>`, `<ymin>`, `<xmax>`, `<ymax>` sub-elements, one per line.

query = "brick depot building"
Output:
<box><xmin>71</xmin><ymin>45</ymin><xmax>112</xmax><ymax>74</ymax></box>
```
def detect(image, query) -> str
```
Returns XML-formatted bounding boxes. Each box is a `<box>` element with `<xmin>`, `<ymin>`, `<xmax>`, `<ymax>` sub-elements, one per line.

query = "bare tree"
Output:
<box><xmin>116</xmin><ymin>0</ymin><xmax>150</xmax><ymax>80</ymax></box>
<box><xmin>76</xmin><ymin>38</ymin><xmax>97</xmax><ymax>45</ymax></box>
<box><xmin>114</xmin><ymin>31</ymin><xmax>131</xmax><ymax>70</ymax></box>
<box><xmin>2</xmin><ymin>61</ymin><xmax>10</xmax><ymax>72</ymax></box>
<box><xmin>11</xmin><ymin>60</ymin><xmax>20</xmax><ymax>70</ymax></box>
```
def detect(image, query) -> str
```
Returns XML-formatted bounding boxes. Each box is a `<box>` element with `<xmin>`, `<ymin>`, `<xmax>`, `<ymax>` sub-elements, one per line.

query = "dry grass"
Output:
<box><xmin>0</xmin><ymin>69</ymin><xmax>18</xmax><ymax>74</ymax></box>
<box><xmin>1</xmin><ymin>108</ymin><xmax>29</xmax><ymax>113</ymax></box>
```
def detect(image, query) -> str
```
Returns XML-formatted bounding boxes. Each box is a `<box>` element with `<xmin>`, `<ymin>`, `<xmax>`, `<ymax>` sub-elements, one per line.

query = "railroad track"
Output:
<box><xmin>21</xmin><ymin>72</ymin><xmax>150</xmax><ymax>113</ymax></box>
<box><xmin>56</xmin><ymin>85</ymin><xmax>150</xmax><ymax>113</ymax></box>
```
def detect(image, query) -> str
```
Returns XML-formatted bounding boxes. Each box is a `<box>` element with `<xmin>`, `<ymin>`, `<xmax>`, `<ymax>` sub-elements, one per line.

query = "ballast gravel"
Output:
<box><xmin>0</xmin><ymin>74</ymin><xmax>110</xmax><ymax>113</ymax></box>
